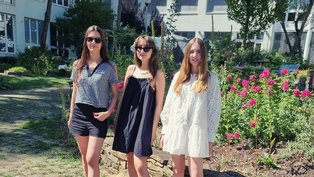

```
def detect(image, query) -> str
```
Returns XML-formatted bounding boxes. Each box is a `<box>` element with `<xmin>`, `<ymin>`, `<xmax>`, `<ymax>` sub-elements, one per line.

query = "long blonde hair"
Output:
<box><xmin>174</xmin><ymin>38</ymin><xmax>209</xmax><ymax>94</ymax></box>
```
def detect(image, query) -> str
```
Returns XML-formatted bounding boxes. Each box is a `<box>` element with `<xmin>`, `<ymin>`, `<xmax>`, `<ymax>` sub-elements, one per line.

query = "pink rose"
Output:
<box><xmin>230</xmin><ymin>84</ymin><xmax>236</xmax><ymax>91</ymax></box>
<box><xmin>267</xmin><ymin>79</ymin><xmax>276</xmax><ymax>85</ymax></box>
<box><xmin>249</xmin><ymin>121</ymin><xmax>256</xmax><ymax>128</ymax></box>
<box><xmin>236</xmin><ymin>78</ymin><xmax>242</xmax><ymax>84</ymax></box>
<box><xmin>240</xmin><ymin>90</ymin><xmax>247</xmax><ymax>99</ymax></box>
<box><xmin>282</xmin><ymin>83</ymin><xmax>289</xmax><ymax>91</ymax></box>
<box><xmin>234</xmin><ymin>132</ymin><xmax>241</xmax><ymax>139</ymax></box>
<box><xmin>249</xmin><ymin>75</ymin><xmax>256</xmax><ymax>80</ymax></box>
<box><xmin>280</xmin><ymin>68</ymin><xmax>289</xmax><ymax>76</ymax></box>
<box><xmin>293</xmin><ymin>89</ymin><xmax>300</xmax><ymax>97</ymax></box>
<box><xmin>252</xmin><ymin>85</ymin><xmax>261</xmax><ymax>93</ymax></box>
<box><xmin>259</xmin><ymin>69</ymin><xmax>270</xmax><ymax>79</ymax></box>
<box><xmin>249</xmin><ymin>99</ymin><xmax>256</xmax><ymax>106</ymax></box>
<box><xmin>242</xmin><ymin>80</ymin><xmax>249</xmax><ymax>88</ymax></box>
<box><xmin>227</xmin><ymin>133</ymin><xmax>233</xmax><ymax>140</ymax></box>
<box><xmin>227</xmin><ymin>75</ymin><xmax>233</xmax><ymax>82</ymax></box>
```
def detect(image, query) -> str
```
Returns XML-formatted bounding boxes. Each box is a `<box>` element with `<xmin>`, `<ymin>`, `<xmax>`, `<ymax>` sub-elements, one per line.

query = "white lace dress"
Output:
<box><xmin>160</xmin><ymin>72</ymin><xmax>221</xmax><ymax>157</ymax></box>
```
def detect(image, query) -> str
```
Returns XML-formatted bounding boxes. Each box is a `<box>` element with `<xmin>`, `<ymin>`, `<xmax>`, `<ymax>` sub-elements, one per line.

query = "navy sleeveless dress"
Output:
<box><xmin>112</xmin><ymin>76</ymin><xmax>156</xmax><ymax>156</ymax></box>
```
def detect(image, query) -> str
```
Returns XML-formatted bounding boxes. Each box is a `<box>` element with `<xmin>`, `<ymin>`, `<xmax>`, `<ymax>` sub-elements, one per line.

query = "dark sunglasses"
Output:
<box><xmin>86</xmin><ymin>37</ymin><xmax>102</xmax><ymax>44</ymax></box>
<box><xmin>135</xmin><ymin>46</ymin><xmax>152</xmax><ymax>53</ymax></box>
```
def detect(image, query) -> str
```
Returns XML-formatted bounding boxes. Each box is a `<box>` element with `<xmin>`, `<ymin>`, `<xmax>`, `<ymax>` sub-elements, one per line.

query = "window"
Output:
<box><xmin>287</xmin><ymin>13</ymin><xmax>296</xmax><ymax>21</ymax></box>
<box><xmin>50</xmin><ymin>23</ymin><xmax>69</xmax><ymax>58</ymax></box>
<box><xmin>53</xmin><ymin>0</ymin><xmax>70</xmax><ymax>7</ymax></box>
<box><xmin>177</xmin><ymin>0</ymin><xmax>198</xmax><ymax>13</ymax></box>
<box><xmin>24</xmin><ymin>17</ymin><xmax>43</xmax><ymax>45</ymax></box>
<box><xmin>207</xmin><ymin>0</ymin><xmax>227</xmax><ymax>12</ymax></box>
<box><xmin>0</xmin><ymin>13</ymin><xmax>15</xmax><ymax>53</ymax></box>
<box><xmin>0</xmin><ymin>0</ymin><xmax>14</xmax><ymax>5</ymax></box>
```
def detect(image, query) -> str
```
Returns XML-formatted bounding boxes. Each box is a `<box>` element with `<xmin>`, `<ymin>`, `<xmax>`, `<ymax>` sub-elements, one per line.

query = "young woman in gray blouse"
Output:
<box><xmin>68</xmin><ymin>25</ymin><xmax>119</xmax><ymax>177</ymax></box>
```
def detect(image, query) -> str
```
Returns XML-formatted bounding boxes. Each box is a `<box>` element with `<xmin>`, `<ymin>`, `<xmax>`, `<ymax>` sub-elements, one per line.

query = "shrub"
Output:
<box><xmin>5</xmin><ymin>66</ymin><xmax>31</xmax><ymax>76</ymax></box>
<box><xmin>215</xmin><ymin>65</ymin><xmax>313</xmax><ymax>151</ymax></box>
<box><xmin>0</xmin><ymin>63</ymin><xmax>12</xmax><ymax>73</ymax></box>
<box><xmin>111</xmin><ymin>51</ymin><xmax>133</xmax><ymax>80</ymax></box>
<box><xmin>18</xmin><ymin>47</ymin><xmax>63</xmax><ymax>75</ymax></box>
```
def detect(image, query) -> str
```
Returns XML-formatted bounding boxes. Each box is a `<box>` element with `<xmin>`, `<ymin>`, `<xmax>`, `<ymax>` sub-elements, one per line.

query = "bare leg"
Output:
<box><xmin>133</xmin><ymin>154</ymin><xmax>149</xmax><ymax>177</ymax></box>
<box><xmin>127</xmin><ymin>152</ymin><xmax>138</xmax><ymax>177</ymax></box>
<box><xmin>172</xmin><ymin>155</ymin><xmax>185</xmax><ymax>177</ymax></box>
<box><xmin>188</xmin><ymin>157</ymin><xmax>203</xmax><ymax>177</ymax></box>
<box><xmin>75</xmin><ymin>135</ymin><xmax>89</xmax><ymax>177</ymax></box>
<box><xmin>86</xmin><ymin>136</ymin><xmax>105</xmax><ymax>177</ymax></box>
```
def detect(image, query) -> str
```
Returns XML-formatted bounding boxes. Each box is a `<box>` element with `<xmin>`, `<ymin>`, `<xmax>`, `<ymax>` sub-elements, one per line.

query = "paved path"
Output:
<box><xmin>0</xmin><ymin>87</ymin><xmax>82</xmax><ymax>177</ymax></box>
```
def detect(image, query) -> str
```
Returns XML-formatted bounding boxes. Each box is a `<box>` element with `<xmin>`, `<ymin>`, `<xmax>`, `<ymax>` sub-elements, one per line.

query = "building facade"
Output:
<box><xmin>142</xmin><ymin>0</ymin><xmax>314</xmax><ymax>63</ymax></box>
<box><xmin>0</xmin><ymin>0</ymin><xmax>116</xmax><ymax>59</ymax></box>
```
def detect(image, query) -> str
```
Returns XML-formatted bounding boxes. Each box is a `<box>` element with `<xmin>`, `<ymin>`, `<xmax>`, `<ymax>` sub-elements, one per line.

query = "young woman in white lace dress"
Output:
<box><xmin>160</xmin><ymin>38</ymin><xmax>222</xmax><ymax>177</ymax></box>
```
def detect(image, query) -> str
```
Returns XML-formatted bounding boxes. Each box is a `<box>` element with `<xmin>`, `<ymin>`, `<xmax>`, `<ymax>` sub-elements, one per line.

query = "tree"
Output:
<box><xmin>55</xmin><ymin>1</ymin><xmax>114</xmax><ymax>55</ymax></box>
<box><xmin>279</xmin><ymin>0</ymin><xmax>314</xmax><ymax>60</ymax></box>
<box><xmin>226</xmin><ymin>0</ymin><xmax>288</xmax><ymax>48</ymax></box>
<box><xmin>40</xmin><ymin>0</ymin><xmax>52</xmax><ymax>48</ymax></box>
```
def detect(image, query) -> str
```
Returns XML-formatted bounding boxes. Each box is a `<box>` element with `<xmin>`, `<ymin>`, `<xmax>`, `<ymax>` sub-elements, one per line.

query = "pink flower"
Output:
<box><xmin>300</xmin><ymin>90</ymin><xmax>312</xmax><ymax>98</ymax></box>
<box><xmin>249</xmin><ymin>121</ymin><xmax>256</xmax><ymax>128</ymax></box>
<box><xmin>293</xmin><ymin>89</ymin><xmax>300</xmax><ymax>97</ymax></box>
<box><xmin>252</xmin><ymin>85</ymin><xmax>261</xmax><ymax>93</ymax></box>
<box><xmin>300</xmin><ymin>91</ymin><xmax>307</xmax><ymax>99</ymax></box>
<box><xmin>234</xmin><ymin>132</ymin><xmax>241</xmax><ymax>139</ymax></box>
<box><xmin>280</xmin><ymin>68</ymin><xmax>289</xmax><ymax>76</ymax></box>
<box><xmin>227</xmin><ymin>75</ymin><xmax>233</xmax><ymax>82</ymax></box>
<box><xmin>235</xmin><ymin>90</ymin><xmax>240</xmax><ymax>94</ymax></box>
<box><xmin>295</xmin><ymin>70</ymin><xmax>300</xmax><ymax>74</ymax></box>
<box><xmin>249</xmin><ymin>99</ymin><xmax>256</xmax><ymax>106</ymax></box>
<box><xmin>240</xmin><ymin>90</ymin><xmax>247</xmax><ymax>99</ymax></box>
<box><xmin>282</xmin><ymin>83</ymin><xmax>289</xmax><ymax>91</ymax></box>
<box><xmin>267</xmin><ymin>79</ymin><xmax>276</xmax><ymax>85</ymax></box>
<box><xmin>230</xmin><ymin>84</ymin><xmax>236</xmax><ymax>91</ymax></box>
<box><xmin>227</xmin><ymin>133</ymin><xmax>233</xmax><ymax>140</ymax></box>
<box><xmin>249</xmin><ymin>75</ymin><xmax>256</xmax><ymax>80</ymax></box>
<box><xmin>242</xmin><ymin>80</ymin><xmax>249</xmax><ymax>88</ymax></box>
<box><xmin>236</xmin><ymin>78</ymin><xmax>242</xmax><ymax>84</ymax></box>
<box><xmin>259</xmin><ymin>69</ymin><xmax>270</xmax><ymax>79</ymax></box>
<box><xmin>241</xmin><ymin>102</ymin><xmax>250</xmax><ymax>109</ymax></box>
<box><xmin>265</xmin><ymin>90</ymin><xmax>271</xmax><ymax>95</ymax></box>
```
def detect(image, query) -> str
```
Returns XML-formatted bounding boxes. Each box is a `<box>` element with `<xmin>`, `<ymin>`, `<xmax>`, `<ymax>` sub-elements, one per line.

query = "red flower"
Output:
<box><xmin>236</xmin><ymin>78</ymin><xmax>242</xmax><ymax>84</ymax></box>
<box><xmin>249</xmin><ymin>99</ymin><xmax>256</xmax><ymax>106</ymax></box>
<box><xmin>117</xmin><ymin>82</ymin><xmax>124</xmax><ymax>92</ymax></box>
<box><xmin>241</xmin><ymin>102</ymin><xmax>250</xmax><ymax>109</ymax></box>
<box><xmin>227</xmin><ymin>75</ymin><xmax>233</xmax><ymax>82</ymax></box>
<box><xmin>249</xmin><ymin>121</ymin><xmax>256</xmax><ymax>128</ymax></box>
<box><xmin>242</xmin><ymin>79</ymin><xmax>249</xmax><ymax>88</ymax></box>
<box><xmin>227</xmin><ymin>133</ymin><xmax>233</xmax><ymax>140</ymax></box>
<box><xmin>300</xmin><ymin>90</ymin><xmax>312</xmax><ymax>98</ymax></box>
<box><xmin>234</xmin><ymin>132</ymin><xmax>241</xmax><ymax>139</ymax></box>
<box><xmin>280</xmin><ymin>68</ymin><xmax>289</xmax><ymax>76</ymax></box>
<box><xmin>252</xmin><ymin>85</ymin><xmax>261</xmax><ymax>93</ymax></box>
<box><xmin>249</xmin><ymin>75</ymin><xmax>256</xmax><ymax>80</ymax></box>
<box><xmin>259</xmin><ymin>69</ymin><xmax>270</xmax><ymax>79</ymax></box>
<box><xmin>267</xmin><ymin>79</ymin><xmax>276</xmax><ymax>85</ymax></box>
<box><xmin>293</xmin><ymin>89</ymin><xmax>300</xmax><ymax>97</ymax></box>
<box><xmin>240</xmin><ymin>90</ymin><xmax>247</xmax><ymax>99</ymax></box>
<box><xmin>230</xmin><ymin>84</ymin><xmax>236</xmax><ymax>91</ymax></box>
<box><xmin>282</xmin><ymin>83</ymin><xmax>289</xmax><ymax>91</ymax></box>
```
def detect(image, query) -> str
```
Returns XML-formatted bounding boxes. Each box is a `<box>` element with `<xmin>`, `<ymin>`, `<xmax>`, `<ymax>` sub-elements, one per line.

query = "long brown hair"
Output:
<box><xmin>174</xmin><ymin>38</ymin><xmax>209</xmax><ymax>94</ymax></box>
<box><xmin>74</xmin><ymin>25</ymin><xmax>108</xmax><ymax>82</ymax></box>
<box><xmin>133</xmin><ymin>35</ymin><xmax>159</xmax><ymax>79</ymax></box>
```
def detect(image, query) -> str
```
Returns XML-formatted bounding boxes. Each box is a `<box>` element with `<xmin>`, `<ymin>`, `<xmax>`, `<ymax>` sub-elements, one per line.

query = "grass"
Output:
<box><xmin>0</xmin><ymin>75</ymin><xmax>70</xmax><ymax>90</ymax></box>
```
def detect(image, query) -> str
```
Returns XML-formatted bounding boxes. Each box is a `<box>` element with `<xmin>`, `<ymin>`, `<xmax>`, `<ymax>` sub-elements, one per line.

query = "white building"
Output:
<box><xmin>0</xmin><ymin>0</ymin><xmax>116</xmax><ymax>58</ymax></box>
<box><xmin>141</xmin><ymin>0</ymin><xmax>314</xmax><ymax>64</ymax></box>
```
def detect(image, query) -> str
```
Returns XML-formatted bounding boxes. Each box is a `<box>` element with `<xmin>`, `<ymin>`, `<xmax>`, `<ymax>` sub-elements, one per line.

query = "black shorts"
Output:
<box><xmin>70</xmin><ymin>103</ymin><xmax>108</xmax><ymax>138</ymax></box>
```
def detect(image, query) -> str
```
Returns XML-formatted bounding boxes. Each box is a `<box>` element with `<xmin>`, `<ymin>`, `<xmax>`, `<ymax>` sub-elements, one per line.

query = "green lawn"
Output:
<box><xmin>0</xmin><ymin>75</ymin><xmax>70</xmax><ymax>90</ymax></box>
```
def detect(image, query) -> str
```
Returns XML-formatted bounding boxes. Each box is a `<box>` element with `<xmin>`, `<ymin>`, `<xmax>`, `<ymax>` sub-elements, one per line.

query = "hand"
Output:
<box><xmin>93</xmin><ymin>111</ymin><xmax>111</xmax><ymax>121</ymax></box>
<box><xmin>67</xmin><ymin>118</ymin><xmax>72</xmax><ymax>129</ymax></box>
<box><xmin>160</xmin><ymin>135</ymin><xmax>164</xmax><ymax>148</ymax></box>
<box><xmin>208</xmin><ymin>142</ymin><xmax>214</xmax><ymax>155</ymax></box>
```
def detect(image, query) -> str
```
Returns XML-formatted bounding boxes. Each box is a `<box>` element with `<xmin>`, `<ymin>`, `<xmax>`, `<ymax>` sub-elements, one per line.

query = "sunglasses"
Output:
<box><xmin>86</xmin><ymin>37</ymin><xmax>102</xmax><ymax>44</ymax></box>
<box><xmin>135</xmin><ymin>46</ymin><xmax>152</xmax><ymax>53</ymax></box>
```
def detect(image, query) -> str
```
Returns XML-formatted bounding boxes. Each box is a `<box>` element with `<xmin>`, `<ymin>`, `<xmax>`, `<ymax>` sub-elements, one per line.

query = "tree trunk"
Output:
<box><xmin>40</xmin><ymin>0</ymin><xmax>52</xmax><ymax>48</ymax></box>
<box><xmin>116</xmin><ymin>0</ymin><xmax>122</xmax><ymax>27</ymax></box>
<box><xmin>280</xmin><ymin>21</ymin><xmax>294</xmax><ymax>55</ymax></box>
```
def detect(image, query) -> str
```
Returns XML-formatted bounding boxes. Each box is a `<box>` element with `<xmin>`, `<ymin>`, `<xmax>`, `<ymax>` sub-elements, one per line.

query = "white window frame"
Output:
<box><xmin>24</xmin><ymin>17</ymin><xmax>43</xmax><ymax>46</ymax></box>
<box><xmin>0</xmin><ymin>0</ymin><xmax>14</xmax><ymax>5</ymax></box>
<box><xmin>52</xmin><ymin>0</ymin><xmax>71</xmax><ymax>7</ymax></box>
<box><xmin>0</xmin><ymin>13</ymin><xmax>15</xmax><ymax>54</ymax></box>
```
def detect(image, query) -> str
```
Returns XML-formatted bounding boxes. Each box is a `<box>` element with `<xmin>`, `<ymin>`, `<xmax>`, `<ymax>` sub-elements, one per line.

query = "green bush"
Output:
<box><xmin>18</xmin><ymin>47</ymin><xmax>63</xmax><ymax>75</ymax></box>
<box><xmin>0</xmin><ymin>63</ymin><xmax>12</xmax><ymax>73</ymax></box>
<box><xmin>0</xmin><ymin>56</ymin><xmax>17</xmax><ymax>65</ymax></box>
<box><xmin>5</xmin><ymin>66</ymin><xmax>32</xmax><ymax>76</ymax></box>
<box><xmin>111</xmin><ymin>51</ymin><xmax>133</xmax><ymax>80</ymax></box>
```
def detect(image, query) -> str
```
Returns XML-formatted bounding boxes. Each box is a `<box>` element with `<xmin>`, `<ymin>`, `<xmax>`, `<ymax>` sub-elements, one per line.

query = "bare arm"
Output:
<box><xmin>152</xmin><ymin>70</ymin><xmax>166</xmax><ymax>143</ymax></box>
